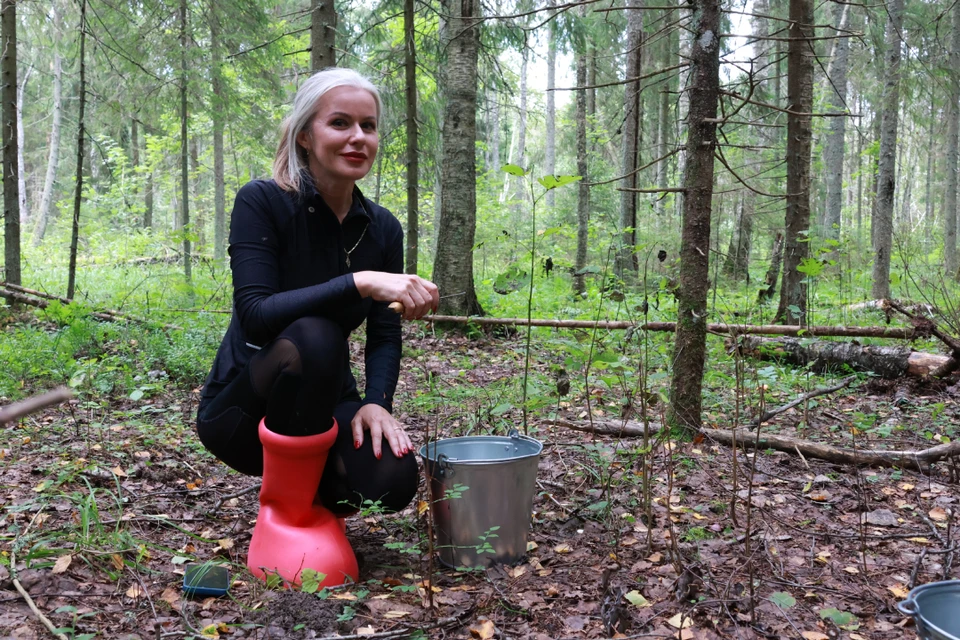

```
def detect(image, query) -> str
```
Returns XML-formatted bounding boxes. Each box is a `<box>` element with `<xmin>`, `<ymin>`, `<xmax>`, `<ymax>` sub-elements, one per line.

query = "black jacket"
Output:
<box><xmin>200</xmin><ymin>177</ymin><xmax>403</xmax><ymax>413</ymax></box>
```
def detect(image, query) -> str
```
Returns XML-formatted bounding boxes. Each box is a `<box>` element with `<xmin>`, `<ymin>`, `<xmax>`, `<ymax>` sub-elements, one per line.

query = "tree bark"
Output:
<box><xmin>16</xmin><ymin>66</ymin><xmax>29</xmax><ymax>224</ymax></box>
<box><xmin>735</xmin><ymin>335</ymin><xmax>951</xmax><ymax>378</ymax></box>
<box><xmin>655</xmin><ymin>9</ymin><xmax>672</xmax><ymax>217</ymax></box>
<box><xmin>404</xmin><ymin>0</ymin><xmax>418</xmax><ymax>275</ymax></box>
<box><xmin>210</xmin><ymin>0</ymin><xmax>226</xmax><ymax>262</ymax></box>
<box><xmin>545</xmin><ymin>0</ymin><xmax>556</xmax><ymax>208</ymax></box>
<box><xmin>667</xmin><ymin>0</ymin><xmax>720</xmax><ymax>432</ymax></box>
<box><xmin>2</xmin><ymin>0</ymin><xmax>20</xmax><ymax>287</ymax></box>
<box><xmin>432</xmin><ymin>0</ymin><xmax>482</xmax><ymax>317</ymax></box>
<box><xmin>758</xmin><ymin>232</ymin><xmax>783</xmax><ymax>302</ymax></box>
<box><xmin>823</xmin><ymin>3</ymin><xmax>849</xmax><ymax>239</ymax></box>
<box><xmin>723</xmin><ymin>192</ymin><xmax>752</xmax><ymax>281</ymax></box>
<box><xmin>944</xmin><ymin>2</ymin><xmax>960</xmax><ymax>275</ymax></box>
<box><xmin>180</xmin><ymin>0</ymin><xmax>192</xmax><ymax>283</ymax></box>
<box><xmin>33</xmin><ymin>29</ymin><xmax>62</xmax><ymax>247</ymax></box>
<box><xmin>67</xmin><ymin>0</ymin><xmax>86</xmax><ymax>299</ymax></box>
<box><xmin>574</xmin><ymin>24</ymin><xmax>589</xmax><ymax>298</ymax></box>
<box><xmin>871</xmin><ymin>0</ymin><xmax>903</xmax><ymax>299</ymax></box>
<box><xmin>311</xmin><ymin>0</ymin><xmax>337</xmax><ymax>71</ymax></box>
<box><xmin>774</xmin><ymin>0</ymin><xmax>814</xmax><ymax>325</ymax></box>
<box><xmin>618</xmin><ymin>0</ymin><xmax>643</xmax><ymax>281</ymax></box>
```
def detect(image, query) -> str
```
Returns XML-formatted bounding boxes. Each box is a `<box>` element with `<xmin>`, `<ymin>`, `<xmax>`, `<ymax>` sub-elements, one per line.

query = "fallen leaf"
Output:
<box><xmin>843</xmin><ymin>566</ymin><xmax>860</xmax><ymax>574</ymax></box>
<box><xmin>624</xmin><ymin>590</ymin><xmax>651</xmax><ymax>608</ymax></box>
<box><xmin>125</xmin><ymin>583</ymin><xmax>144</xmax><ymax>599</ymax></box>
<box><xmin>906</xmin><ymin>537</ymin><xmax>931</xmax><ymax>544</ymax></box>
<box><xmin>929</xmin><ymin>507</ymin><xmax>948</xmax><ymax>522</ymax></box>
<box><xmin>667</xmin><ymin>613</ymin><xmax>692</xmax><ymax>629</ymax></box>
<box><xmin>111</xmin><ymin>554</ymin><xmax>125</xmax><ymax>571</ymax></box>
<box><xmin>51</xmin><ymin>555</ymin><xmax>72</xmax><ymax>574</ymax></box>
<box><xmin>383</xmin><ymin>611</ymin><xmax>410</xmax><ymax>619</ymax></box>
<box><xmin>808</xmin><ymin>491</ymin><xmax>831</xmax><ymax>502</ymax></box>
<box><xmin>676</xmin><ymin>629</ymin><xmax>696</xmax><ymax>640</ymax></box>
<box><xmin>160</xmin><ymin>587</ymin><xmax>181</xmax><ymax>606</ymax></box>
<box><xmin>200</xmin><ymin>623</ymin><xmax>220</xmax><ymax>639</ymax></box>
<box><xmin>470</xmin><ymin>619</ymin><xmax>496</xmax><ymax>639</ymax></box>
<box><xmin>526</xmin><ymin>540</ymin><xmax>538</xmax><ymax>551</ymax></box>
<box><xmin>331</xmin><ymin>593</ymin><xmax>358</xmax><ymax>600</ymax></box>
<box><xmin>553</xmin><ymin>543</ymin><xmax>572</xmax><ymax>554</ymax></box>
<box><xmin>564</xmin><ymin>616</ymin><xmax>587</xmax><ymax>631</ymax></box>
<box><xmin>417</xmin><ymin>500</ymin><xmax>429</xmax><ymax>516</ymax></box>
<box><xmin>801</xmin><ymin>632</ymin><xmax>829</xmax><ymax>640</ymax></box>
<box><xmin>216</xmin><ymin>538</ymin><xmax>234</xmax><ymax>550</ymax></box>
<box><xmin>509</xmin><ymin>565</ymin><xmax>527</xmax><ymax>578</ymax></box>
<box><xmin>355</xmin><ymin>626</ymin><xmax>377</xmax><ymax>636</ymax></box>
<box><xmin>111</xmin><ymin>466</ymin><xmax>127</xmax><ymax>478</ymax></box>
<box><xmin>888</xmin><ymin>584</ymin><xmax>909</xmax><ymax>599</ymax></box>
<box><xmin>864</xmin><ymin>509</ymin><xmax>899</xmax><ymax>527</ymax></box>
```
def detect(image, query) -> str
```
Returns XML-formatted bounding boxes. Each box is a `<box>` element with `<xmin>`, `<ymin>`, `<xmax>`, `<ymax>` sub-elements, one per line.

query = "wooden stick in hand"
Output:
<box><xmin>388</xmin><ymin>301</ymin><xmax>405</xmax><ymax>315</ymax></box>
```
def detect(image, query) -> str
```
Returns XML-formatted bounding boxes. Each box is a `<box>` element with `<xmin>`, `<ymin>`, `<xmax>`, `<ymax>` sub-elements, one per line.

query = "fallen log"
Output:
<box><xmin>424</xmin><ymin>315</ymin><xmax>918</xmax><ymax>339</ymax></box>
<box><xmin>0</xmin><ymin>387</ymin><xmax>72</xmax><ymax>425</ymax></box>
<box><xmin>0</xmin><ymin>284</ymin><xmax>179</xmax><ymax>330</ymax></box>
<box><xmin>733</xmin><ymin>335</ymin><xmax>951</xmax><ymax>378</ymax></box>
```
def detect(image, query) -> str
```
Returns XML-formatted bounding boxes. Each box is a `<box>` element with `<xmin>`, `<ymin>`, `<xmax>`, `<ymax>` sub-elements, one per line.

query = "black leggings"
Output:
<box><xmin>196</xmin><ymin>316</ymin><xmax>418</xmax><ymax>515</ymax></box>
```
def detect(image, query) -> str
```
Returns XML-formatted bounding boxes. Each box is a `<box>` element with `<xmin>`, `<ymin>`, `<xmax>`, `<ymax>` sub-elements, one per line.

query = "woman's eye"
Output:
<box><xmin>331</xmin><ymin>119</ymin><xmax>347</xmax><ymax>127</ymax></box>
<box><xmin>362</xmin><ymin>122</ymin><xmax>377</xmax><ymax>131</ymax></box>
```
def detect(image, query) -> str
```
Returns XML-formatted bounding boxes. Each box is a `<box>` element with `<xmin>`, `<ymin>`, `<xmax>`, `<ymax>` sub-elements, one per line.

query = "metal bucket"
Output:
<box><xmin>898</xmin><ymin>581</ymin><xmax>960</xmax><ymax>640</ymax></box>
<box><xmin>420</xmin><ymin>431</ymin><xmax>542</xmax><ymax>568</ymax></box>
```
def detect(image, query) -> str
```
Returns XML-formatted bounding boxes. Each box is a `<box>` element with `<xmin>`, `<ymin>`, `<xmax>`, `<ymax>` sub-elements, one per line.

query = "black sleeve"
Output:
<box><xmin>361</xmin><ymin>216</ymin><xmax>403</xmax><ymax>413</ymax></box>
<box><xmin>229</xmin><ymin>182</ymin><xmax>362</xmax><ymax>345</ymax></box>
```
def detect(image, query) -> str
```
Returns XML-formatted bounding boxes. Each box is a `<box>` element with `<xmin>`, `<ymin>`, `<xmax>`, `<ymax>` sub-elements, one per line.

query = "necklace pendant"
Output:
<box><xmin>345</xmin><ymin>255</ymin><xmax>351</xmax><ymax>268</ymax></box>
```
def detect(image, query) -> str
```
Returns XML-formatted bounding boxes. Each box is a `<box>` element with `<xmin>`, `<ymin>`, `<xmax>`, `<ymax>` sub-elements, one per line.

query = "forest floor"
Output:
<box><xmin>1</xmin><ymin>325</ymin><xmax>959</xmax><ymax>640</ymax></box>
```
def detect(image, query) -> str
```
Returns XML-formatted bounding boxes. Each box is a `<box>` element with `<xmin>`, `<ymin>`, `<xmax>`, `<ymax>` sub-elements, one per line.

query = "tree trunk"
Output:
<box><xmin>757</xmin><ymin>232</ymin><xmax>783</xmax><ymax>302</ymax></box>
<box><xmin>545</xmin><ymin>1</ymin><xmax>556</xmax><ymax>208</ymax></box>
<box><xmin>723</xmin><ymin>192</ymin><xmax>752</xmax><ymax>281</ymax></box>
<box><xmin>311</xmin><ymin>0</ymin><xmax>337</xmax><ymax>71</ymax></box>
<box><xmin>210</xmin><ymin>0</ymin><xmax>226</xmax><ymax>262</ymax></box>
<box><xmin>16</xmin><ymin>66</ymin><xmax>30</xmax><ymax>224</ymax></box>
<box><xmin>180</xmin><ymin>0</ymin><xmax>192</xmax><ymax>284</ymax></box>
<box><xmin>823</xmin><ymin>3</ymin><xmax>849</xmax><ymax>239</ymax></box>
<box><xmin>667</xmin><ymin>0</ymin><xmax>720</xmax><ymax>432</ymax></box>
<box><xmin>870</xmin><ymin>0</ymin><xmax>903</xmax><ymax>299</ymax></box>
<box><xmin>32</xmin><ymin>36</ymin><xmax>62</xmax><ymax>247</ymax></box>
<box><xmin>618</xmin><ymin>0</ymin><xmax>642</xmax><ymax>281</ymax></box>
<box><xmin>67</xmin><ymin>0</ymin><xmax>87</xmax><ymax>299</ymax></box>
<box><xmin>404</xmin><ymin>0</ymin><xmax>418</xmax><ymax>274</ymax></box>
<box><xmin>736</xmin><ymin>336</ymin><xmax>951</xmax><ymax>379</ymax></box>
<box><xmin>2</xmin><ymin>0</ymin><xmax>19</xmax><ymax>287</ymax></box>
<box><xmin>144</xmin><ymin>170</ymin><xmax>154</xmax><ymax>228</ymax></box>
<box><xmin>924</xmin><ymin>89</ymin><xmax>935</xmax><ymax>247</ymax></box>
<box><xmin>432</xmin><ymin>0</ymin><xmax>482</xmax><ymax>317</ymax></box>
<box><xmin>655</xmin><ymin>9</ymin><xmax>672</xmax><ymax>217</ymax></box>
<box><xmin>944</xmin><ymin>2</ymin><xmax>960</xmax><ymax>275</ymax></box>
<box><xmin>774</xmin><ymin>0</ymin><xmax>814</xmax><ymax>325</ymax></box>
<box><xmin>574</xmin><ymin>28</ymin><xmax>589</xmax><ymax>298</ymax></box>
<box><xmin>489</xmin><ymin>88</ymin><xmax>500</xmax><ymax>174</ymax></box>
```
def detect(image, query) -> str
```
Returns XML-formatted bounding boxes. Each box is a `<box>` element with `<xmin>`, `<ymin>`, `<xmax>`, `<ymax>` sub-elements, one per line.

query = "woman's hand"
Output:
<box><xmin>353</xmin><ymin>271</ymin><xmax>439</xmax><ymax>320</ymax></box>
<box><xmin>351</xmin><ymin>403</ymin><xmax>414</xmax><ymax>459</ymax></box>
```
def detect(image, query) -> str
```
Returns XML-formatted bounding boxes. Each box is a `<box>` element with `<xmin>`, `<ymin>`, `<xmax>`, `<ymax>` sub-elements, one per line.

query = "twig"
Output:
<box><xmin>0</xmin><ymin>387</ymin><xmax>72</xmax><ymax>425</ymax></box>
<box><xmin>10</xmin><ymin>511</ymin><xmax>69</xmax><ymax>640</ymax></box>
<box><xmin>748</xmin><ymin>375</ymin><xmax>856</xmax><ymax>426</ymax></box>
<box><xmin>314</xmin><ymin>607</ymin><xmax>475</xmax><ymax>639</ymax></box>
<box><xmin>212</xmin><ymin>484</ymin><xmax>261</xmax><ymax>511</ymax></box>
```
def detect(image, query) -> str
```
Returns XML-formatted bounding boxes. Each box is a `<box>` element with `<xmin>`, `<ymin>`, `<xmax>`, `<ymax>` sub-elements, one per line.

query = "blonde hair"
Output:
<box><xmin>273</xmin><ymin>67</ymin><xmax>383</xmax><ymax>193</ymax></box>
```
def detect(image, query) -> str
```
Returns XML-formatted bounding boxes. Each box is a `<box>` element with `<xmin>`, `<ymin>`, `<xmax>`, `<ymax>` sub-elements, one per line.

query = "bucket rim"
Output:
<box><xmin>419</xmin><ymin>433</ymin><xmax>543</xmax><ymax>465</ymax></box>
<box><xmin>898</xmin><ymin>580</ymin><xmax>960</xmax><ymax>640</ymax></box>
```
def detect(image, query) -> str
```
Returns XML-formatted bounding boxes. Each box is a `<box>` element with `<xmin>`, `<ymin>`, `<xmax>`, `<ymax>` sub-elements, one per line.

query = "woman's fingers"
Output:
<box><xmin>354</xmin><ymin>404</ymin><xmax>413</xmax><ymax>458</ymax></box>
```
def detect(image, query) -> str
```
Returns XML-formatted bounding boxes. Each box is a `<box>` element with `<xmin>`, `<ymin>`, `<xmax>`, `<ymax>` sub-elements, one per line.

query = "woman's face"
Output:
<box><xmin>297</xmin><ymin>85</ymin><xmax>379</xmax><ymax>189</ymax></box>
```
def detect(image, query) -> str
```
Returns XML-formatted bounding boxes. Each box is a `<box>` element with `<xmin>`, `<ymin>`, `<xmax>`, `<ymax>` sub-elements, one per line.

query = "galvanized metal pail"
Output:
<box><xmin>420</xmin><ymin>431</ymin><xmax>542</xmax><ymax>568</ymax></box>
<box><xmin>898</xmin><ymin>580</ymin><xmax>960</xmax><ymax>640</ymax></box>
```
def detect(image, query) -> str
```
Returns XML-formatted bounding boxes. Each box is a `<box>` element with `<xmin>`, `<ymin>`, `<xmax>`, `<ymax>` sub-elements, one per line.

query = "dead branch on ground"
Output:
<box><xmin>0</xmin><ymin>387</ymin><xmax>72</xmax><ymax>425</ymax></box>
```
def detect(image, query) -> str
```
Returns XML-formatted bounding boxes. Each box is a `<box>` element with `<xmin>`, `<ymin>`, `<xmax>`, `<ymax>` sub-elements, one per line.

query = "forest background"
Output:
<box><xmin>1</xmin><ymin>0</ymin><xmax>960</xmax><ymax>636</ymax></box>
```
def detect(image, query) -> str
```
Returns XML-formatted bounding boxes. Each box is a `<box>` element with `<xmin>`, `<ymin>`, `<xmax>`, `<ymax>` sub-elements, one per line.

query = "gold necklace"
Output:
<box><xmin>345</xmin><ymin>223</ymin><xmax>368</xmax><ymax>268</ymax></box>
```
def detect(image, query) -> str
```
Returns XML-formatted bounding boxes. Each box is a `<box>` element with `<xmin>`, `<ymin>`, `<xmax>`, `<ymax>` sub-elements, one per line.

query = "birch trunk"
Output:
<box><xmin>210</xmin><ymin>0</ymin><xmax>226</xmax><ymax>262</ymax></box>
<box><xmin>870</xmin><ymin>0</ymin><xmax>903</xmax><ymax>299</ymax></box>
<box><xmin>180</xmin><ymin>0</ymin><xmax>192</xmax><ymax>283</ymax></box>
<box><xmin>33</xmin><ymin>43</ymin><xmax>62</xmax><ymax>247</ymax></box>
<box><xmin>432</xmin><ymin>0</ymin><xmax>482</xmax><ymax>316</ymax></box>
<box><xmin>16</xmin><ymin>67</ymin><xmax>30</xmax><ymax>223</ymax></box>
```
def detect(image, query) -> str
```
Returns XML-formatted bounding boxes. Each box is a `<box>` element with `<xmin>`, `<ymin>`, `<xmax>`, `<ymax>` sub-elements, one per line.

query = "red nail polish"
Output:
<box><xmin>376</xmin><ymin>451</ymin><xmax>382</xmax><ymax>460</ymax></box>
<box><xmin>355</xmin><ymin>440</ymin><xmax>361</xmax><ymax>449</ymax></box>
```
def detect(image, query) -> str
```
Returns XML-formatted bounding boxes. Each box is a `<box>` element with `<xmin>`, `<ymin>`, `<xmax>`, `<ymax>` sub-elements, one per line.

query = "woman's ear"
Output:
<box><xmin>296</xmin><ymin>129</ymin><xmax>310</xmax><ymax>149</ymax></box>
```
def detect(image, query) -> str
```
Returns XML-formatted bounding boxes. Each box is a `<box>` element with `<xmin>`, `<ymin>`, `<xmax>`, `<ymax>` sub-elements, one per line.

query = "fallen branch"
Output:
<box><xmin>425</xmin><ymin>315</ymin><xmax>917</xmax><ymax>339</ymax></box>
<box><xmin>700</xmin><ymin>427</ymin><xmax>960</xmax><ymax>471</ymax></box>
<box><xmin>748</xmin><ymin>375</ymin><xmax>856</xmax><ymax>426</ymax></box>
<box><xmin>887</xmin><ymin>299</ymin><xmax>960</xmax><ymax>355</ymax></box>
<box><xmin>0</xmin><ymin>387</ymin><xmax>72</xmax><ymax>425</ymax></box>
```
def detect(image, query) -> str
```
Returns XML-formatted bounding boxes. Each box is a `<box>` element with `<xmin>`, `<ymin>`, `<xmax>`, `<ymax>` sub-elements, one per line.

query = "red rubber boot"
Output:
<box><xmin>246</xmin><ymin>418</ymin><xmax>358</xmax><ymax>587</ymax></box>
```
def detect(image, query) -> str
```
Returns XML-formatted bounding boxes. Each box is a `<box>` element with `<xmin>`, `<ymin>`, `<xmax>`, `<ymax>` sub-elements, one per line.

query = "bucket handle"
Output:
<box><xmin>509</xmin><ymin>428</ymin><xmax>521</xmax><ymax>439</ymax></box>
<box><xmin>436</xmin><ymin>453</ymin><xmax>455</xmax><ymax>478</ymax></box>
<box><xmin>896</xmin><ymin>597</ymin><xmax>918</xmax><ymax>617</ymax></box>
